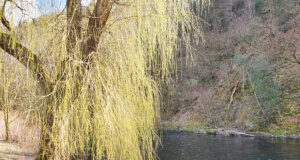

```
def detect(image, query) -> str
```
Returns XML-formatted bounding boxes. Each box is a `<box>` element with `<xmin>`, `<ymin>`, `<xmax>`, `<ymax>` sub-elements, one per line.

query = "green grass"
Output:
<box><xmin>183</xmin><ymin>126</ymin><xmax>198</xmax><ymax>133</ymax></box>
<box><xmin>164</xmin><ymin>124</ymin><xmax>180</xmax><ymax>131</ymax></box>
<box><xmin>163</xmin><ymin>124</ymin><xmax>199</xmax><ymax>133</ymax></box>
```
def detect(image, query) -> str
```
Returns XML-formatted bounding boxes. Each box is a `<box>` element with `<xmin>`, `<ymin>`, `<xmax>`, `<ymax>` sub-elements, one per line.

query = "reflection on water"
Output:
<box><xmin>159</xmin><ymin>132</ymin><xmax>300</xmax><ymax>160</ymax></box>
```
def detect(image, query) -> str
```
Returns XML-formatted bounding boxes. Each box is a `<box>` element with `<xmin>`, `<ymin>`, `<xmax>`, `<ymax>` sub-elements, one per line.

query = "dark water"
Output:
<box><xmin>158</xmin><ymin>132</ymin><xmax>300</xmax><ymax>160</ymax></box>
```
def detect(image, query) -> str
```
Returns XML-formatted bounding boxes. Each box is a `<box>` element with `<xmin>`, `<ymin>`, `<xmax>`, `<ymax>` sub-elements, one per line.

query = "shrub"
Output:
<box><xmin>233</xmin><ymin>54</ymin><xmax>282</xmax><ymax>125</ymax></box>
<box><xmin>254</xmin><ymin>0</ymin><xmax>264</xmax><ymax>15</ymax></box>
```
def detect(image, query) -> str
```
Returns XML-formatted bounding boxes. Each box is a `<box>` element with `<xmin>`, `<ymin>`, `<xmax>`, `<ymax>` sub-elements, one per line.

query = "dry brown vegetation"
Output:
<box><xmin>162</xmin><ymin>0</ymin><xmax>300</xmax><ymax>135</ymax></box>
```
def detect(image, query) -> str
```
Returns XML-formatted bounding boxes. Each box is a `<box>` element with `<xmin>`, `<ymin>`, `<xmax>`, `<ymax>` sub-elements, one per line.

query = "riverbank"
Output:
<box><xmin>162</xmin><ymin>124</ymin><xmax>300</xmax><ymax>139</ymax></box>
<box><xmin>161</xmin><ymin>0</ymin><xmax>300</xmax><ymax>141</ymax></box>
<box><xmin>0</xmin><ymin>140</ymin><xmax>34</xmax><ymax>160</ymax></box>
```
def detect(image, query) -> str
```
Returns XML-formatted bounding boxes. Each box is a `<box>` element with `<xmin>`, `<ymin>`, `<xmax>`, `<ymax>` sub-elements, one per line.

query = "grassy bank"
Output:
<box><xmin>162</xmin><ymin>123</ymin><xmax>300</xmax><ymax>138</ymax></box>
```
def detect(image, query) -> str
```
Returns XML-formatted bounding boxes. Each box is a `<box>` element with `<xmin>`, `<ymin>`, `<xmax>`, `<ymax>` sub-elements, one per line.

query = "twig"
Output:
<box><xmin>225</xmin><ymin>79</ymin><xmax>240</xmax><ymax>121</ymax></box>
<box><xmin>254</xmin><ymin>91</ymin><xmax>266</xmax><ymax>117</ymax></box>
<box><xmin>0</xmin><ymin>0</ymin><xmax>11</xmax><ymax>31</ymax></box>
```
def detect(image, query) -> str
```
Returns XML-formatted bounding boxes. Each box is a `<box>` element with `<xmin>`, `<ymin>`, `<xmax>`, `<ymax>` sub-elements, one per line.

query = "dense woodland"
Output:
<box><xmin>163</xmin><ymin>0</ymin><xmax>300</xmax><ymax>136</ymax></box>
<box><xmin>0</xmin><ymin>0</ymin><xmax>299</xmax><ymax>160</ymax></box>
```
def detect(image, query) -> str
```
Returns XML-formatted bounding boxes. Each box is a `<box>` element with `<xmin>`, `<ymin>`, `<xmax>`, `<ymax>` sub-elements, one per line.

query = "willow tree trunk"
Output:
<box><xmin>36</xmin><ymin>0</ymin><xmax>113</xmax><ymax>159</ymax></box>
<box><xmin>0</xmin><ymin>0</ymin><xmax>113</xmax><ymax>159</ymax></box>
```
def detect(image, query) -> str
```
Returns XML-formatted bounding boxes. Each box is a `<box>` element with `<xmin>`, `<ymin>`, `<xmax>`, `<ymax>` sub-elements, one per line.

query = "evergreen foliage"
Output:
<box><xmin>233</xmin><ymin>54</ymin><xmax>282</xmax><ymax>125</ymax></box>
<box><xmin>254</xmin><ymin>0</ymin><xmax>264</xmax><ymax>15</ymax></box>
<box><xmin>249</xmin><ymin>56</ymin><xmax>282</xmax><ymax>124</ymax></box>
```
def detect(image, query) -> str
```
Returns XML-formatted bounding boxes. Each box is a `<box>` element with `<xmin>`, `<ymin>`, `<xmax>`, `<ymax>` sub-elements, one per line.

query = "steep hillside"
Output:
<box><xmin>162</xmin><ymin>0</ymin><xmax>300</xmax><ymax>135</ymax></box>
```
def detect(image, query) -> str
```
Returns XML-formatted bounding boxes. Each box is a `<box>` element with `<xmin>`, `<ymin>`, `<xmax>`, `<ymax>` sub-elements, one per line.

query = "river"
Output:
<box><xmin>159</xmin><ymin>132</ymin><xmax>300</xmax><ymax>160</ymax></box>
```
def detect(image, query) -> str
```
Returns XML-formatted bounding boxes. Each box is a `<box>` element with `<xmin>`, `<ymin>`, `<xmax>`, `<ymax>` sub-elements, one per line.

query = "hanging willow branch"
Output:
<box><xmin>0</xmin><ymin>0</ymin><xmax>212</xmax><ymax>159</ymax></box>
<box><xmin>0</xmin><ymin>32</ymin><xmax>52</xmax><ymax>93</ymax></box>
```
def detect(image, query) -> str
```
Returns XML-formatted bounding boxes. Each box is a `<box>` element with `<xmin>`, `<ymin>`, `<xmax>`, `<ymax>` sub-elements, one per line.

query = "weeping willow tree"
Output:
<box><xmin>0</xmin><ymin>0</ymin><xmax>211</xmax><ymax>159</ymax></box>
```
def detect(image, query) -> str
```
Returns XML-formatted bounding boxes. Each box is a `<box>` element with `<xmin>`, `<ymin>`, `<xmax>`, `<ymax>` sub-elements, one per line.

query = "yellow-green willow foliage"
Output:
<box><xmin>6</xmin><ymin>0</ymin><xmax>211</xmax><ymax>159</ymax></box>
<box><xmin>0</xmin><ymin>51</ymin><xmax>38</xmax><ymax>142</ymax></box>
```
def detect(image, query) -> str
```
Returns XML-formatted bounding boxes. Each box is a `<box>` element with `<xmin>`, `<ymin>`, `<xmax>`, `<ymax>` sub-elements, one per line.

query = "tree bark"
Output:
<box><xmin>4</xmin><ymin>104</ymin><xmax>10</xmax><ymax>142</ymax></box>
<box><xmin>36</xmin><ymin>1</ymin><xmax>84</xmax><ymax>159</ymax></box>
<box><xmin>83</xmin><ymin>0</ymin><xmax>113</xmax><ymax>60</ymax></box>
<box><xmin>0</xmin><ymin>50</ymin><xmax>10</xmax><ymax>142</ymax></box>
<box><xmin>67</xmin><ymin>0</ymin><xmax>82</xmax><ymax>55</ymax></box>
<box><xmin>0</xmin><ymin>32</ymin><xmax>52</xmax><ymax>93</ymax></box>
<box><xmin>0</xmin><ymin>0</ymin><xmax>114</xmax><ymax>159</ymax></box>
<box><xmin>0</xmin><ymin>81</ymin><xmax>10</xmax><ymax>142</ymax></box>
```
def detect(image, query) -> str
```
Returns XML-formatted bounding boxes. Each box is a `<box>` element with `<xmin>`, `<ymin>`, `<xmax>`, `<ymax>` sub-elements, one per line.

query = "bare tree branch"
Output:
<box><xmin>284</xmin><ymin>43</ymin><xmax>300</xmax><ymax>65</ymax></box>
<box><xmin>0</xmin><ymin>0</ymin><xmax>11</xmax><ymax>31</ymax></box>
<box><xmin>292</xmin><ymin>50</ymin><xmax>300</xmax><ymax>65</ymax></box>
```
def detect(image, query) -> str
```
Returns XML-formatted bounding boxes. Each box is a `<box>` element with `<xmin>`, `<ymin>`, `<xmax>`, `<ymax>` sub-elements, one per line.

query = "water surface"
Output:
<box><xmin>159</xmin><ymin>132</ymin><xmax>300</xmax><ymax>160</ymax></box>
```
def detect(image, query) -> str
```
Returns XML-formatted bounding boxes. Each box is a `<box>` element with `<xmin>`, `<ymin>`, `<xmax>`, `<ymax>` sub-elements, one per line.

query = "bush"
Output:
<box><xmin>233</xmin><ymin>54</ymin><xmax>282</xmax><ymax>125</ymax></box>
<box><xmin>254</xmin><ymin>0</ymin><xmax>264</xmax><ymax>15</ymax></box>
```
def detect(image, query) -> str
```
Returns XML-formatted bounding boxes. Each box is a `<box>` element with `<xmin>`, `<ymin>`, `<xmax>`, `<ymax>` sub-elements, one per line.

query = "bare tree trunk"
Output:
<box><xmin>83</xmin><ymin>0</ymin><xmax>113</xmax><ymax>60</ymax></box>
<box><xmin>0</xmin><ymin>86</ymin><xmax>10</xmax><ymax>142</ymax></box>
<box><xmin>4</xmin><ymin>104</ymin><xmax>10</xmax><ymax>142</ymax></box>
<box><xmin>67</xmin><ymin>0</ymin><xmax>82</xmax><ymax>55</ymax></box>
<box><xmin>36</xmin><ymin>1</ymin><xmax>84</xmax><ymax>159</ymax></box>
<box><xmin>248</xmin><ymin>0</ymin><xmax>253</xmax><ymax>18</ymax></box>
<box><xmin>1</xmin><ymin>57</ymin><xmax>10</xmax><ymax>142</ymax></box>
